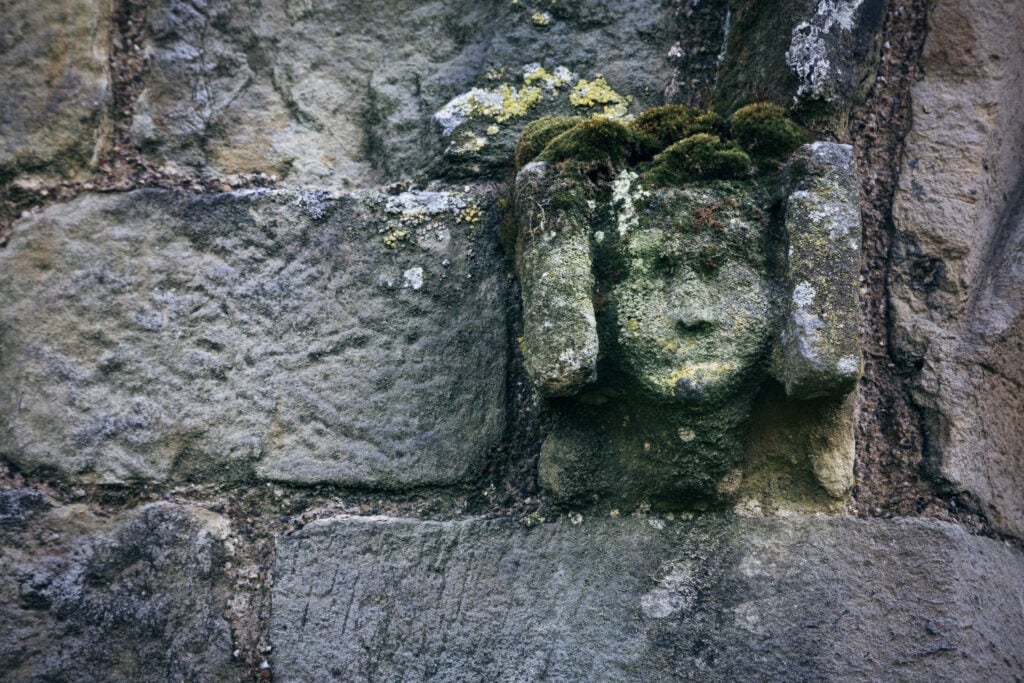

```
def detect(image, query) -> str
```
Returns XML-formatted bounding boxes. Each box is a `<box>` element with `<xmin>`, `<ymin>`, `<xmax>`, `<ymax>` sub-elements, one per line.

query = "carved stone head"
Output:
<box><xmin>515</xmin><ymin>141</ymin><xmax>862</xmax><ymax>508</ymax></box>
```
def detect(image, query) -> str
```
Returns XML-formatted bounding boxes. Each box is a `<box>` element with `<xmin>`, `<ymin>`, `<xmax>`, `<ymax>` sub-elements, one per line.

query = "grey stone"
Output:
<box><xmin>714</xmin><ymin>0</ymin><xmax>886</xmax><ymax>131</ymax></box>
<box><xmin>0</xmin><ymin>495</ymin><xmax>241</xmax><ymax>681</ymax></box>
<box><xmin>0</xmin><ymin>0</ymin><xmax>111</xmax><ymax>181</ymax></box>
<box><xmin>0</xmin><ymin>188</ymin><xmax>508</xmax><ymax>487</ymax></box>
<box><xmin>773</xmin><ymin>142</ymin><xmax>862</xmax><ymax>399</ymax></box>
<box><xmin>270</xmin><ymin>513</ymin><xmax>1024</xmax><ymax>682</ymax></box>
<box><xmin>889</xmin><ymin>0</ymin><xmax>1024</xmax><ymax>538</ymax></box>
<box><xmin>512</xmin><ymin>144</ymin><xmax>859</xmax><ymax>508</ymax></box>
<box><xmin>131</xmin><ymin>0</ymin><xmax>678</xmax><ymax>187</ymax></box>
<box><xmin>515</xmin><ymin>161</ymin><xmax>598</xmax><ymax>397</ymax></box>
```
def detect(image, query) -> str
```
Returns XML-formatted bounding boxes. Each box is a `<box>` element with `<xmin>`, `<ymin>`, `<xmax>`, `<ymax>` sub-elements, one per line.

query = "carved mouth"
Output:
<box><xmin>675</xmin><ymin>319</ymin><xmax>714</xmax><ymax>335</ymax></box>
<box><xmin>673</xmin><ymin>376</ymin><xmax>705</xmax><ymax>401</ymax></box>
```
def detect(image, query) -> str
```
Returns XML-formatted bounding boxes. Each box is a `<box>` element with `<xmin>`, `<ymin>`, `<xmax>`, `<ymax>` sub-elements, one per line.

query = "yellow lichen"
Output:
<box><xmin>531</xmin><ymin>11</ymin><xmax>552</xmax><ymax>25</ymax></box>
<box><xmin>457</xmin><ymin>204</ymin><xmax>483</xmax><ymax>224</ymax></box>
<box><xmin>382</xmin><ymin>227</ymin><xmax>410</xmax><ymax>249</ymax></box>
<box><xmin>523</xmin><ymin>64</ymin><xmax>574</xmax><ymax>92</ymax></box>
<box><xmin>570</xmin><ymin>77</ymin><xmax>631</xmax><ymax>119</ymax></box>
<box><xmin>665</xmin><ymin>361</ymin><xmax>735</xmax><ymax>390</ymax></box>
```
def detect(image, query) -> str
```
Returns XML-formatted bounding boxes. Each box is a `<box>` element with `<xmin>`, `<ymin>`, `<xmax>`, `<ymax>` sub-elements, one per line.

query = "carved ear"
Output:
<box><xmin>771</xmin><ymin>142</ymin><xmax>862</xmax><ymax>400</ymax></box>
<box><xmin>514</xmin><ymin>161</ymin><xmax>599</xmax><ymax>397</ymax></box>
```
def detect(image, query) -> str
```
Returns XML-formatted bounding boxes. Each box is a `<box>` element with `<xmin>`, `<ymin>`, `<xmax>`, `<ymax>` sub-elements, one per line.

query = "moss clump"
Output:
<box><xmin>515</xmin><ymin>116</ymin><xmax>585</xmax><ymax>171</ymax></box>
<box><xmin>645</xmin><ymin>134</ymin><xmax>751</xmax><ymax>185</ymax></box>
<box><xmin>729</xmin><ymin>102</ymin><xmax>808</xmax><ymax>163</ymax></box>
<box><xmin>629</xmin><ymin>105</ymin><xmax>727</xmax><ymax>161</ymax></box>
<box><xmin>537</xmin><ymin>117</ymin><xmax>635</xmax><ymax>169</ymax></box>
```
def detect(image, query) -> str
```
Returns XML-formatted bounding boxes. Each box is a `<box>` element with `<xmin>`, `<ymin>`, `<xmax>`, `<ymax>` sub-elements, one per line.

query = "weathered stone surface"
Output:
<box><xmin>0</xmin><ymin>0</ymin><xmax>111</xmax><ymax>181</ymax></box>
<box><xmin>515</xmin><ymin>161</ymin><xmax>598</xmax><ymax>397</ymax></box>
<box><xmin>889</xmin><ymin>0</ymin><xmax>1024</xmax><ymax>537</ymax></box>
<box><xmin>715</xmin><ymin>0</ymin><xmax>886</xmax><ymax>131</ymax></box>
<box><xmin>0</xmin><ymin>493</ymin><xmax>241</xmax><ymax>681</ymax></box>
<box><xmin>773</xmin><ymin>142</ymin><xmax>862</xmax><ymax>399</ymax></box>
<box><xmin>131</xmin><ymin>0</ymin><xmax>677</xmax><ymax>187</ymax></box>
<box><xmin>271</xmin><ymin>513</ymin><xmax>1024</xmax><ymax>682</ymax></box>
<box><xmin>511</xmin><ymin>141</ymin><xmax>859</xmax><ymax>508</ymax></box>
<box><xmin>0</xmin><ymin>188</ymin><xmax>507</xmax><ymax>486</ymax></box>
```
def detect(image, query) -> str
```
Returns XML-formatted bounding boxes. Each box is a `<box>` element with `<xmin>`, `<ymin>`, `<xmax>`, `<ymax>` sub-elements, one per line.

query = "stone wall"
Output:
<box><xmin>1</xmin><ymin>0</ymin><xmax>1022</xmax><ymax>680</ymax></box>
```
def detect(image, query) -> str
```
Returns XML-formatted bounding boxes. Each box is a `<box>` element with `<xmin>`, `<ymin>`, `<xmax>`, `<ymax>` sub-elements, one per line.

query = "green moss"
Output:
<box><xmin>729</xmin><ymin>102</ymin><xmax>808</xmax><ymax>164</ymax></box>
<box><xmin>515</xmin><ymin>116</ymin><xmax>585</xmax><ymax>171</ymax></box>
<box><xmin>645</xmin><ymin>134</ymin><xmax>751</xmax><ymax>186</ymax></box>
<box><xmin>629</xmin><ymin>105</ymin><xmax>727</xmax><ymax>161</ymax></box>
<box><xmin>536</xmin><ymin>117</ymin><xmax>635</xmax><ymax>169</ymax></box>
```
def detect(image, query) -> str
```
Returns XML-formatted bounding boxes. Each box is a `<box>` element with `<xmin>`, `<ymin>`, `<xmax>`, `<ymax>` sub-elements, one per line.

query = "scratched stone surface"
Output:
<box><xmin>270</xmin><ymin>514</ymin><xmax>1024</xmax><ymax>682</ymax></box>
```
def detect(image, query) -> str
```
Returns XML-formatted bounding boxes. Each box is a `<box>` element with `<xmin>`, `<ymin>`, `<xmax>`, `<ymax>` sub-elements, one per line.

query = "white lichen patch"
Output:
<box><xmin>522</xmin><ymin>63</ymin><xmax>575</xmax><ymax>92</ymax></box>
<box><xmin>403</xmin><ymin>267</ymin><xmax>425</xmax><ymax>290</ymax></box>
<box><xmin>376</xmin><ymin>190</ymin><xmax>475</xmax><ymax>248</ymax></box>
<box><xmin>640</xmin><ymin>563</ymin><xmax>695</xmax><ymax>619</ymax></box>
<box><xmin>785</xmin><ymin>0</ymin><xmax>864</xmax><ymax>101</ymax></box>
<box><xmin>837</xmin><ymin>355</ymin><xmax>860</xmax><ymax>375</ymax></box>
<box><xmin>792</xmin><ymin>281</ymin><xmax>816</xmax><ymax>308</ymax></box>
<box><xmin>611</xmin><ymin>169</ymin><xmax>648</xmax><ymax>237</ymax></box>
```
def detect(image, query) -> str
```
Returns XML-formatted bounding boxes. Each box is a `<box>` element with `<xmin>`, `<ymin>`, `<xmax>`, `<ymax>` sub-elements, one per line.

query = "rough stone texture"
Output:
<box><xmin>0</xmin><ymin>0</ymin><xmax>111</xmax><ymax>181</ymax></box>
<box><xmin>889</xmin><ymin>0</ymin><xmax>1024</xmax><ymax>537</ymax></box>
<box><xmin>131</xmin><ymin>0</ymin><xmax>678</xmax><ymax>188</ymax></box>
<box><xmin>511</xmin><ymin>144</ymin><xmax>860</xmax><ymax>508</ymax></box>
<box><xmin>0</xmin><ymin>188</ymin><xmax>507</xmax><ymax>487</ymax></box>
<box><xmin>714</xmin><ymin>0</ymin><xmax>887</xmax><ymax>129</ymax></box>
<box><xmin>271</xmin><ymin>513</ymin><xmax>1024</xmax><ymax>682</ymax></box>
<box><xmin>515</xmin><ymin>161</ymin><xmax>598</xmax><ymax>397</ymax></box>
<box><xmin>0</xmin><ymin>492</ymin><xmax>241</xmax><ymax>681</ymax></box>
<box><xmin>773</xmin><ymin>142</ymin><xmax>862</xmax><ymax>399</ymax></box>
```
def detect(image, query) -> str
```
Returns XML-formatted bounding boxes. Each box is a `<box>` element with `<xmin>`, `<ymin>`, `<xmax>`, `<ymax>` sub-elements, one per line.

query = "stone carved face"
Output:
<box><xmin>514</xmin><ymin>142</ymin><xmax>863</xmax><ymax>506</ymax></box>
<box><xmin>605</xmin><ymin>187</ymin><xmax>773</xmax><ymax>405</ymax></box>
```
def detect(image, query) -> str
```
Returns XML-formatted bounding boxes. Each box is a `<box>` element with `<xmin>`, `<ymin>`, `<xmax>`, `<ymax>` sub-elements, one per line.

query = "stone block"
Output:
<box><xmin>270</xmin><ymin>513</ymin><xmax>1024</xmax><ymax>681</ymax></box>
<box><xmin>0</xmin><ymin>188</ymin><xmax>507</xmax><ymax>487</ymax></box>
<box><xmin>0</xmin><ymin>0</ymin><xmax>111</xmax><ymax>181</ymax></box>
<box><xmin>130</xmin><ymin>0</ymin><xmax>677</xmax><ymax>186</ymax></box>
<box><xmin>0</xmin><ymin>493</ymin><xmax>240</xmax><ymax>681</ymax></box>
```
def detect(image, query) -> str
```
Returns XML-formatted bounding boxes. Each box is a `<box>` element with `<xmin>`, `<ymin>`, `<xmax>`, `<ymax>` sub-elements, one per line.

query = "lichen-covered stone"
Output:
<box><xmin>270</xmin><ymin>513</ymin><xmax>1024</xmax><ymax>682</ymax></box>
<box><xmin>773</xmin><ymin>142</ymin><xmax>861</xmax><ymax>399</ymax></box>
<box><xmin>132</xmin><ymin>0</ymin><xmax>677</xmax><ymax>187</ymax></box>
<box><xmin>512</xmin><ymin>125</ymin><xmax>862</xmax><ymax>506</ymax></box>
<box><xmin>0</xmin><ymin>0</ymin><xmax>111</xmax><ymax>181</ymax></box>
<box><xmin>515</xmin><ymin>162</ymin><xmax>598</xmax><ymax>397</ymax></box>
<box><xmin>0</xmin><ymin>189</ymin><xmax>507</xmax><ymax>487</ymax></box>
<box><xmin>541</xmin><ymin>184</ymin><xmax>777</xmax><ymax>507</ymax></box>
<box><xmin>714</xmin><ymin>0</ymin><xmax>886</xmax><ymax>133</ymax></box>
<box><xmin>0</xmin><ymin>495</ymin><xmax>240</xmax><ymax>681</ymax></box>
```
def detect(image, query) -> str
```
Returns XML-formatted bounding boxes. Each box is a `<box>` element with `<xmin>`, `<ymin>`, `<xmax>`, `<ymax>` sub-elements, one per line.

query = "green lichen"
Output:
<box><xmin>629</xmin><ymin>105</ymin><xmax>727</xmax><ymax>161</ymax></box>
<box><xmin>536</xmin><ymin>117</ymin><xmax>635</xmax><ymax>169</ymax></box>
<box><xmin>515</xmin><ymin>116</ymin><xmax>584</xmax><ymax>171</ymax></box>
<box><xmin>645</xmin><ymin>134</ymin><xmax>751</xmax><ymax>186</ymax></box>
<box><xmin>729</xmin><ymin>102</ymin><xmax>808</xmax><ymax>164</ymax></box>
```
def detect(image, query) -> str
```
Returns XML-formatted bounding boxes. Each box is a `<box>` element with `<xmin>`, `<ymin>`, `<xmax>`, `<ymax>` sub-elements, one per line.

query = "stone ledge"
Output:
<box><xmin>271</xmin><ymin>513</ymin><xmax>1024</xmax><ymax>682</ymax></box>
